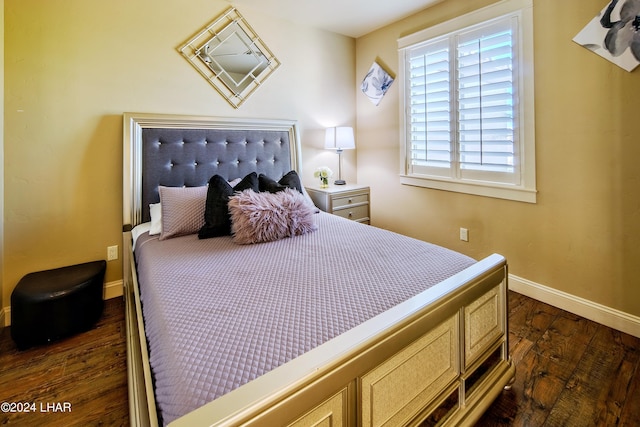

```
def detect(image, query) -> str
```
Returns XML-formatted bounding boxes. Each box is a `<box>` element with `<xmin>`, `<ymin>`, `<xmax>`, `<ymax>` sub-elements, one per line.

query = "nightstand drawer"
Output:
<box><xmin>334</xmin><ymin>204</ymin><xmax>369</xmax><ymax>222</ymax></box>
<box><xmin>305</xmin><ymin>184</ymin><xmax>370</xmax><ymax>224</ymax></box>
<box><xmin>333</xmin><ymin>193</ymin><xmax>369</xmax><ymax>208</ymax></box>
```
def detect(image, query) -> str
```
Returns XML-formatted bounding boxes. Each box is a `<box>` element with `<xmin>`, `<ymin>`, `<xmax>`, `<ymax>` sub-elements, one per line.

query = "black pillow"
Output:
<box><xmin>258</xmin><ymin>170</ymin><xmax>304</xmax><ymax>194</ymax></box>
<box><xmin>198</xmin><ymin>172</ymin><xmax>259</xmax><ymax>239</ymax></box>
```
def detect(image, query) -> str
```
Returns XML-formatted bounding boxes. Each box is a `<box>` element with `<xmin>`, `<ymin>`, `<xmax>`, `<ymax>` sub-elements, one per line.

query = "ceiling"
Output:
<box><xmin>229</xmin><ymin>0</ymin><xmax>444</xmax><ymax>38</ymax></box>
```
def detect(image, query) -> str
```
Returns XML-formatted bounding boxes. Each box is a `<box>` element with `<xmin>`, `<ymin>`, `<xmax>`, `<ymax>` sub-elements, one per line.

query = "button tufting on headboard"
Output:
<box><xmin>139</xmin><ymin>127</ymin><xmax>293</xmax><ymax>223</ymax></box>
<box><xmin>123</xmin><ymin>115</ymin><xmax>301</xmax><ymax>227</ymax></box>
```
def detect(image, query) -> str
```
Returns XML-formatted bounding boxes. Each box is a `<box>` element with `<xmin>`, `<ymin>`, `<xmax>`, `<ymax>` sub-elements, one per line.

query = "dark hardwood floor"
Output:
<box><xmin>477</xmin><ymin>292</ymin><xmax>640</xmax><ymax>427</ymax></box>
<box><xmin>1</xmin><ymin>292</ymin><xmax>639</xmax><ymax>426</ymax></box>
<box><xmin>0</xmin><ymin>298</ymin><xmax>128</xmax><ymax>426</ymax></box>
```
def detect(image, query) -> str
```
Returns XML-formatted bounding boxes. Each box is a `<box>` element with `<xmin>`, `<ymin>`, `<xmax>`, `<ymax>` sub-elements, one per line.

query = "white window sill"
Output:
<box><xmin>400</xmin><ymin>175</ymin><xmax>537</xmax><ymax>204</ymax></box>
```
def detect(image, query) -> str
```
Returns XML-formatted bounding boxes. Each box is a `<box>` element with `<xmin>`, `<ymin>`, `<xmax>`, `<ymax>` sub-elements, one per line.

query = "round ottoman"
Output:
<box><xmin>10</xmin><ymin>260</ymin><xmax>107</xmax><ymax>350</ymax></box>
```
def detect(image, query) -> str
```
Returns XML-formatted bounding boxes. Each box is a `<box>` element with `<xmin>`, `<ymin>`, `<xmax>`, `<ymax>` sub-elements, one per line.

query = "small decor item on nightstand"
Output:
<box><xmin>314</xmin><ymin>166</ymin><xmax>333</xmax><ymax>188</ymax></box>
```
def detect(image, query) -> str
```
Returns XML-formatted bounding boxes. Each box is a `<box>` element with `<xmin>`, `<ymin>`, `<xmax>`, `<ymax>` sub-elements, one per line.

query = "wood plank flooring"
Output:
<box><xmin>1</xmin><ymin>292</ymin><xmax>638</xmax><ymax>426</ymax></box>
<box><xmin>0</xmin><ymin>298</ymin><xmax>128</xmax><ymax>426</ymax></box>
<box><xmin>477</xmin><ymin>292</ymin><xmax>640</xmax><ymax>427</ymax></box>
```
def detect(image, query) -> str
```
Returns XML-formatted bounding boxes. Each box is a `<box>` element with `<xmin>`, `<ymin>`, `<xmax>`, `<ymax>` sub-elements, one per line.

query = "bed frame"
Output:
<box><xmin>122</xmin><ymin>113</ymin><xmax>514</xmax><ymax>426</ymax></box>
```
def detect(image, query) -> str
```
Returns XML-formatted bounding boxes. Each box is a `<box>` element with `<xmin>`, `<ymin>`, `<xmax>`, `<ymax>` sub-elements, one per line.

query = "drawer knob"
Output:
<box><xmin>348</xmin><ymin>211</ymin><xmax>353</xmax><ymax>217</ymax></box>
<box><xmin>348</xmin><ymin>198</ymin><xmax>353</xmax><ymax>203</ymax></box>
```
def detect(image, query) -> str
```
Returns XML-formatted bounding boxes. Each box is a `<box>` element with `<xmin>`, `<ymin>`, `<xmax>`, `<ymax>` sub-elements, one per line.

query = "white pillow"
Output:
<box><xmin>149</xmin><ymin>203</ymin><xmax>162</xmax><ymax>235</ymax></box>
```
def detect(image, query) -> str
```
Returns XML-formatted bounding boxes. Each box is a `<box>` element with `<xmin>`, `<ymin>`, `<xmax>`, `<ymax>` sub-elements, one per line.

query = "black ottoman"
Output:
<box><xmin>11</xmin><ymin>260</ymin><xmax>106</xmax><ymax>350</ymax></box>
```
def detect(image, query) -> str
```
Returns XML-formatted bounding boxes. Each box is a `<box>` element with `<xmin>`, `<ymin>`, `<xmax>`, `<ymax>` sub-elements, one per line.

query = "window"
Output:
<box><xmin>399</xmin><ymin>0</ymin><xmax>536</xmax><ymax>203</ymax></box>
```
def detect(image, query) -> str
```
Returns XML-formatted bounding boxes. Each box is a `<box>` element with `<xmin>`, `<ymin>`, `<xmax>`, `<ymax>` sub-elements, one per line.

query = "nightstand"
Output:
<box><xmin>305</xmin><ymin>184</ymin><xmax>370</xmax><ymax>224</ymax></box>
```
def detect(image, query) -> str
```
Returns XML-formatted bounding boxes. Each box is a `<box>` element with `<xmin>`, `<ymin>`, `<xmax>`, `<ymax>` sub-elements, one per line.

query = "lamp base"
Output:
<box><xmin>334</xmin><ymin>179</ymin><xmax>346</xmax><ymax>185</ymax></box>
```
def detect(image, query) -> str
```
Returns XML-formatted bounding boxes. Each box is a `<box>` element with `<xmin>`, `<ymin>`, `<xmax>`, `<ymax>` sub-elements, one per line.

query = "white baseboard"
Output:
<box><xmin>104</xmin><ymin>279</ymin><xmax>124</xmax><ymax>300</ymax></box>
<box><xmin>509</xmin><ymin>274</ymin><xmax>640</xmax><ymax>338</ymax></box>
<box><xmin>2</xmin><ymin>280</ymin><xmax>124</xmax><ymax>327</ymax></box>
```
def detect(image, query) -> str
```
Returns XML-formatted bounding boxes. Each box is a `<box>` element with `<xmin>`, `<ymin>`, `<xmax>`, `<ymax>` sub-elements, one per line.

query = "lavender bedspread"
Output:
<box><xmin>134</xmin><ymin>212</ymin><xmax>475</xmax><ymax>425</ymax></box>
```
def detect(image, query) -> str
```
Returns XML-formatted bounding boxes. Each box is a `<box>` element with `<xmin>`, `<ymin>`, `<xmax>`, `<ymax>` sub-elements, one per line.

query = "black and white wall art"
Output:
<box><xmin>361</xmin><ymin>61</ymin><xmax>395</xmax><ymax>106</ymax></box>
<box><xmin>573</xmin><ymin>0</ymin><xmax>640</xmax><ymax>72</ymax></box>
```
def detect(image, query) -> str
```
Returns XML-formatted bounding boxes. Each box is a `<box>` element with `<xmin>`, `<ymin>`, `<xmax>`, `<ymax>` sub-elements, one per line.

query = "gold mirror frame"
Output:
<box><xmin>178</xmin><ymin>8</ymin><xmax>281</xmax><ymax>109</ymax></box>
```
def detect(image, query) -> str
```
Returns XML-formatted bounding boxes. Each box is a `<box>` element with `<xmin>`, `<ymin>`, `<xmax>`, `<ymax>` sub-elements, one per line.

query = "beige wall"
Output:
<box><xmin>3</xmin><ymin>0</ymin><xmax>356</xmax><ymax>305</ymax></box>
<box><xmin>5</xmin><ymin>0</ymin><xmax>638</xmax><ymax>322</ymax></box>
<box><xmin>356</xmin><ymin>0</ymin><xmax>640</xmax><ymax>317</ymax></box>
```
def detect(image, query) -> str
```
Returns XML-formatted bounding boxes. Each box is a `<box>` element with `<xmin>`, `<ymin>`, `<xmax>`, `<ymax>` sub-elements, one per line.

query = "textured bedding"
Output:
<box><xmin>134</xmin><ymin>212</ymin><xmax>475</xmax><ymax>425</ymax></box>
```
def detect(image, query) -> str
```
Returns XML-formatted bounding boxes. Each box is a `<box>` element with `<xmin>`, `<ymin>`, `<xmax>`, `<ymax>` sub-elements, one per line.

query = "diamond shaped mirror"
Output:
<box><xmin>178</xmin><ymin>8</ymin><xmax>280</xmax><ymax>108</ymax></box>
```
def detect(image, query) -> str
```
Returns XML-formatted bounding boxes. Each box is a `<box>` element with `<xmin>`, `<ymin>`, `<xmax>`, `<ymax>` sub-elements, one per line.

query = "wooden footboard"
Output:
<box><xmin>124</xmin><ymin>232</ymin><xmax>514</xmax><ymax>427</ymax></box>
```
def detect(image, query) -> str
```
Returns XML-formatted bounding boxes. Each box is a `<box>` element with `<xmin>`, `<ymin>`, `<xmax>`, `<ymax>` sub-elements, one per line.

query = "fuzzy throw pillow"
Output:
<box><xmin>228</xmin><ymin>188</ymin><xmax>318</xmax><ymax>244</ymax></box>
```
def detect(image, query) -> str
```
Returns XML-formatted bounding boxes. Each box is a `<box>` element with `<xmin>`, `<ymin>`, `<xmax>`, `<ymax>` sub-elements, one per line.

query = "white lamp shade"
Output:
<box><xmin>324</xmin><ymin>126</ymin><xmax>355</xmax><ymax>150</ymax></box>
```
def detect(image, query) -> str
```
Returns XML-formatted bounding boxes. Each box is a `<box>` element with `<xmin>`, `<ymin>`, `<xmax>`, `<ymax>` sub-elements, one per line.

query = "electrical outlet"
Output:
<box><xmin>107</xmin><ymin>245</ymin><xmax>118</xmax><ymax>261</ymax></box>
<box><xmin>459</xmin><ymin>228</ymin><xmax>469</xmax><ymax>242</ymax></box>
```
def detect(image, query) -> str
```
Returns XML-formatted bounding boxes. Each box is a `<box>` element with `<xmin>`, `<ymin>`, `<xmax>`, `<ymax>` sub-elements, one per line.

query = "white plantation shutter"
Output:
<box><xmin>457</xmin><ymin>18</ymin><xmax>518</xmax><ymax>183</ymax></box>
<box><xmin>407</xmin><ymin>16</ymin><xmax>518</xmax><ymax>183</ymax></box>
<box><xmin>400</xmin><ymin>0</ymin><xmax>536</xmax><ymax>203</ymax></box>
<box><xmin>409</xmin><ymin>39</ymin><xmax>452</xmax><ymax>174</ymax></box>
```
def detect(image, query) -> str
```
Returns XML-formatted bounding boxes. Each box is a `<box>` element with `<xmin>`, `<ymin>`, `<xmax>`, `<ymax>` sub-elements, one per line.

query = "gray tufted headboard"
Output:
<box><xmin>123</xmin><ymin>113</ymin><xmax>301</xmax><ymax>228</ymax></box>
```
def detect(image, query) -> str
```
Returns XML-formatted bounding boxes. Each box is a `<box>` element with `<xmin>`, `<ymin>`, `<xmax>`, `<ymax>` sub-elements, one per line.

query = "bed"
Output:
<box><xmin>122</xmin><ymin>113</ymin><xmax>515</xmax><ymax>427</ymax></box>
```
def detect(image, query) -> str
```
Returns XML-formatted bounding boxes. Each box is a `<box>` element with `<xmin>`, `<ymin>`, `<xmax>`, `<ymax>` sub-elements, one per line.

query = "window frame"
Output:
<box><xmin>398</xmin><ymin>0</ymin><xmax>536</xmax><ymax>203</ymax></box>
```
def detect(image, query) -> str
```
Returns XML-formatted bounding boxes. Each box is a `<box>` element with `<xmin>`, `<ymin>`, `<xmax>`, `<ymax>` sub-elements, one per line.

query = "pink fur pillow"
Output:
<box><xmin>228</xmin><ymin>188</ymin><xmax>318</xmax><ymax>244</ymax></box>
